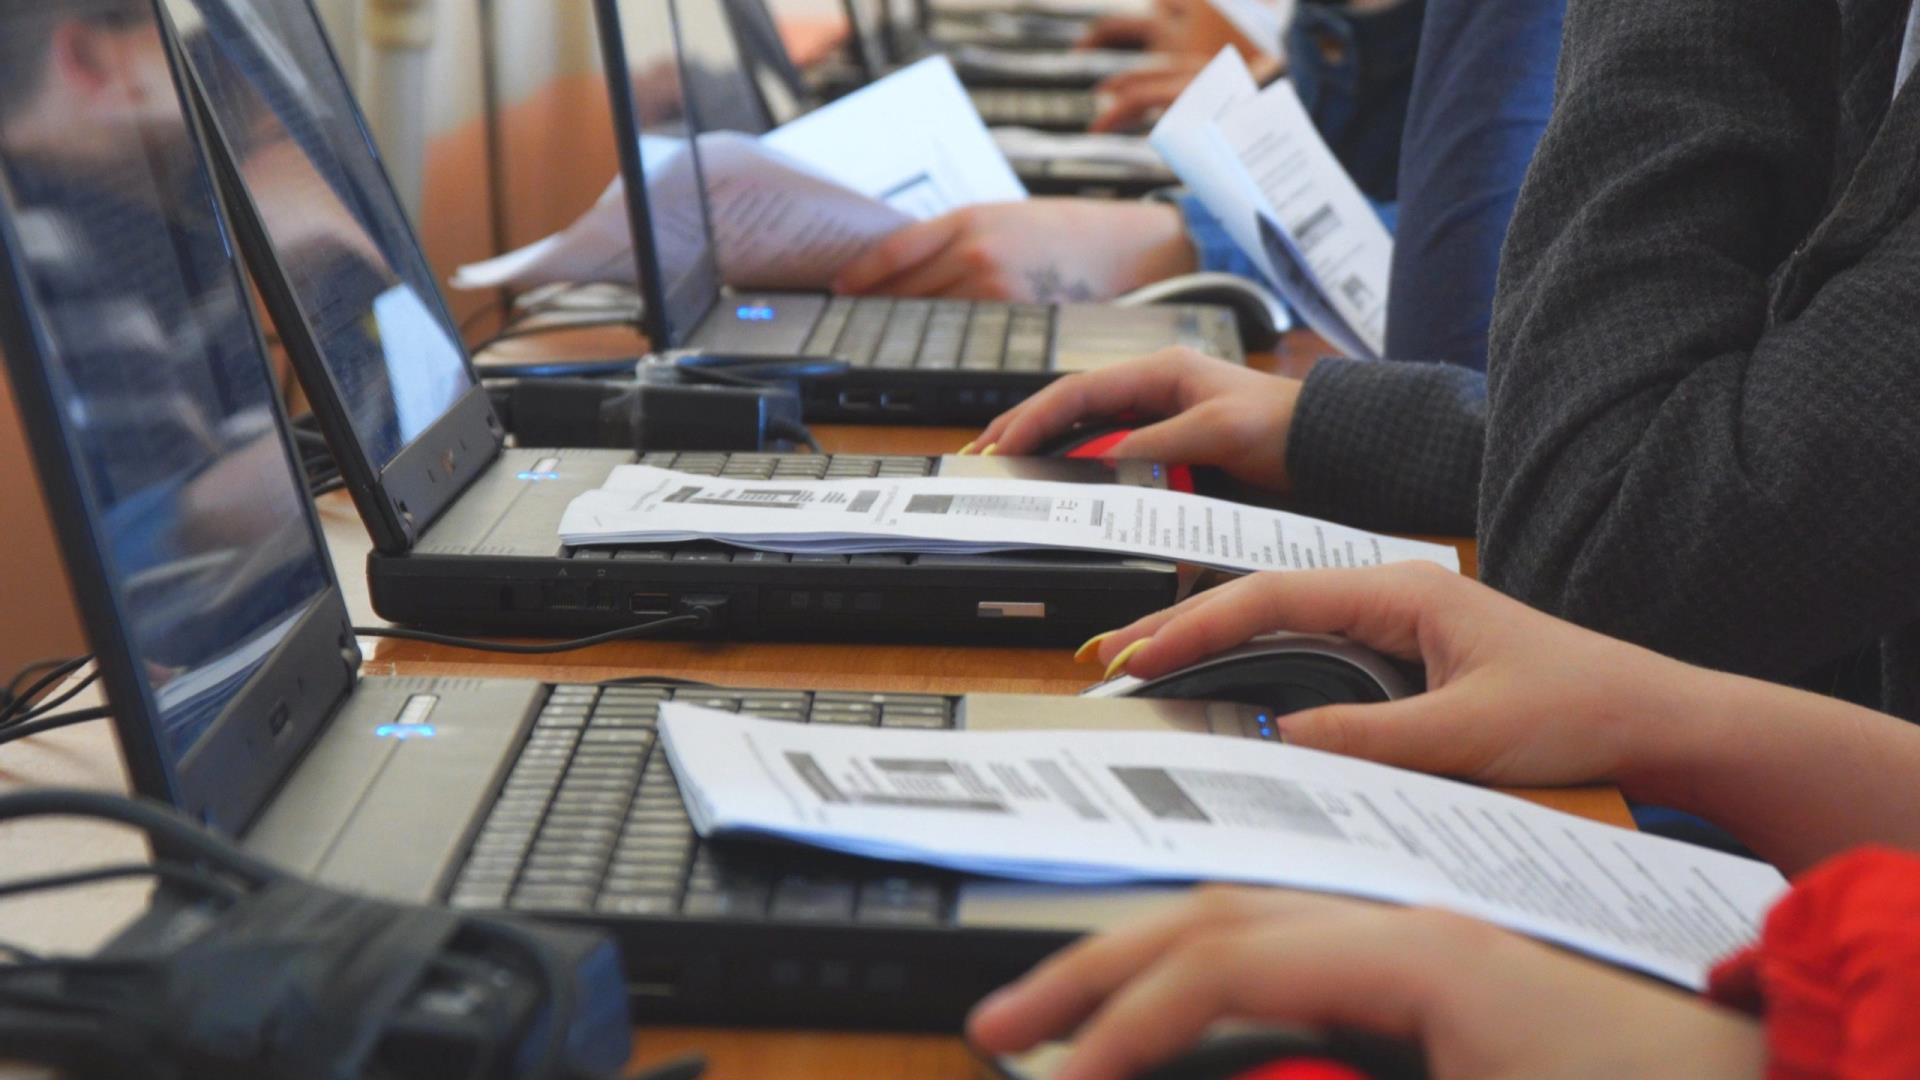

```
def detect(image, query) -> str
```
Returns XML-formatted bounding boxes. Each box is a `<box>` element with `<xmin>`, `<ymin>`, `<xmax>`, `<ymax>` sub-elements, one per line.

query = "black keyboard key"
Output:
<box><xmin>595</xmin><ymin>891</ymin><xmax>680</xmax><ymax>916</ymax></box>
<box><xmin>510</xmin><ymin>885</ymin><xmax>595</xmax><ymax>912</ymax></box>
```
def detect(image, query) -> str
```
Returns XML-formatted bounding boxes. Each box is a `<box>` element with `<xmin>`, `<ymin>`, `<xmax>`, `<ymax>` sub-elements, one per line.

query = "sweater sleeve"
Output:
<box><xmin>1707</xmin><ymin>847</ymin><xmax>1920</xmax><ymax>1080</ymax></box>
<box><xmin>1284</xmin><ymin>357</ymin><xmax>1485</xmax><ymax>535</ymax></box>
<box><xmin>1477</xmin><ymin>0</ymin><xmax>1920</xmax><ymax>683</ymax></box>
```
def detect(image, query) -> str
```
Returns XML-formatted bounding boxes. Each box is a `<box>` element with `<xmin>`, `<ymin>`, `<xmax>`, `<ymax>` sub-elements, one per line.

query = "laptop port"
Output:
<box><xmin>879</xmin><ymin>391</ymin><xmax>918</xmax><ymax>411</ymax></box>
<box><xmin>837</xmin><ymin>389</ymin><xmax>876</xmax><ymax>408</ymax></box>
<box><xmin>629</xmin><ymin>593</ymin><xmax>672</xmax><ymax>617</ymax></box>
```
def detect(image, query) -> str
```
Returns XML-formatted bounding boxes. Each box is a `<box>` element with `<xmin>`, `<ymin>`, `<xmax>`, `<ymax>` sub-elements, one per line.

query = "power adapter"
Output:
<box><xmin>493</xmin><ymin>378</ymin><xmax>808</xmax><ymax>453</ymax></box>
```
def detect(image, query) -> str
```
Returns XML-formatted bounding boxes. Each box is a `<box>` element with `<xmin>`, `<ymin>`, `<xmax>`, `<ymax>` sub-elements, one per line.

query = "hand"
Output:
<box><xmin>1089</xmin><ymin>56</ymin><xmax>1210</xmax><ymax>132</ymax></box>
<box><xmin>969</xmin><ymin>348</ymin><xmax>1301</xmax><ymax>493</ymax></box>
<box><xmin>831</xmin><ymin>201</ymin><xmax>1195</xmax><ymax>304</ymax></box>
<box><xmin>1087</xmin><ymin>564</ymin><xmax>1718</xmax><ymax>793</ymax></box>
<box><xmin>969</xmin><ymin>887</ymin><xmax>1766</xmax><ymax>1080</ymax></box>
<box><xmin>1077</xmin><ymin>13</ymin><xmax>1158</xmax><ymax>50</ymax></box>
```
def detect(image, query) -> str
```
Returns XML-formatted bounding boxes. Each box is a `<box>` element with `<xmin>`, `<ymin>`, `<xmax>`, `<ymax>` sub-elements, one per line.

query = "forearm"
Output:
<box><xmin>1626</xmin><ymin>666</ymin><xmax>1920</xmax><ymax>875</ymax></box>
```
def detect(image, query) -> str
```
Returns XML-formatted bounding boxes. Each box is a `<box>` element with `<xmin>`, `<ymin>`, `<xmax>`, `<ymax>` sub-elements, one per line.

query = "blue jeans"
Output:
<box><xmin>1386</xmin><ymin>0</ymin><xmax>1565</xmax><ymax>371</ymax></box>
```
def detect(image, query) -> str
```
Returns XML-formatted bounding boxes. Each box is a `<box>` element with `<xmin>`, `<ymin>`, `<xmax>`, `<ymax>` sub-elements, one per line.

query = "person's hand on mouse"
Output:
<box><xmin>831</xmin><ymin>201</ymin><xmax>1195</xmax><ymax>304</ymax></box>
<box><xmin>964</xmin><ymin>349</ymin><xmax>1301</xmax><ymax>493</ymax></box>
<box><xmin>968</xmin><ymin>887</ymin><xmax>1765</xmax><ymax>1080</ymax></box>
<box><xmin>1083</xmin><ymin>564</ymin><xmax>1719</xmax><ymax>793</ymax></box>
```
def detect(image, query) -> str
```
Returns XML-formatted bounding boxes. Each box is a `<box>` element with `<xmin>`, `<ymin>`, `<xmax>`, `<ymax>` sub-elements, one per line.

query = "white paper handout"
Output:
<box><xmin>661</xmin><ymin>707</ymin><xmax>1789</xmax><ymax>989</ymax></box>
<box><xmin>558</xmin><ymin>465</ymin><xmax>1460</xmax><ymax>574</ymax></box>
<box><xmin>1149</xmin><ymin>49</ymin><xmax>1391</xmax><ymax>360</ymax></box>
<box><xmin>1206</xmin><ymin>0</ymin><xmax>1298</xmax><ymax>54</ymax></box>
<box><xmin>764</xmin><ymin>56</ymin><xmax>1027</xmax><ymax>217</ymax></box>
<box><xmin>453</xmin><ymin>57</ymin><xmax>1023</xmax><ymax>293</ymax></box>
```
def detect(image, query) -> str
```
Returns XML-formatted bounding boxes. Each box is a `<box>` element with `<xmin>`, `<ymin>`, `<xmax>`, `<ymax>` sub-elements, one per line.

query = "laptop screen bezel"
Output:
<box><xmin>723</xmin><ymin>0</ymin><xmax>810</xmax><ymax>129</ymax></box>
<box><xmin>593</xmin><ymin>0</ymin><xmax>727</xmax><ymax>352</ymax></box>
<box><xmin>172</xmin><ymin>0</ymin><xmax>505</xmax><ymax>556</ymax></box>
<box><xmin>0</xmin><ymin>1</ymin><xmax>360</xmax><ymax>836</ymax></box>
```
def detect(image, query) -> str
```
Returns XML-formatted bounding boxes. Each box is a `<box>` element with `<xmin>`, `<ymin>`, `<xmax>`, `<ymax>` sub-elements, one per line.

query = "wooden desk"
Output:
<box><xmin>2</xmin><ymin>337</ymin><xmax>1606</xmax><ymax>1080</ymax></box>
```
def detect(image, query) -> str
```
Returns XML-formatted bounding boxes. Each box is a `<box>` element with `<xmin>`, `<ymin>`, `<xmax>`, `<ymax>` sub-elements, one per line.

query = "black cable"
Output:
<box><xmin>2</xmin><ymin>657</ymin><xmax>92</xmax><ymax>725</ymax></box>
<box><xmin>0</xmin><ymin>709</ymin><xmax>112</xmax><ymax>747</ymax></box>
<box><xmin>0</xmin><ymin>790</ymin><xmax>282</xmax><ymax>887</ymax></box>
<box><xmin>0</xmin><ymin>862</ymin><xmax>246</xmax><ymax>907</ymax></box>
<box><xmin>7</xmin><ymin>656</ymin><xmax>80</xmax><ymax>698</ymax></box>
<box><xmin>351</xmin><ymin>613</ymin><xmax>703</xmax><ymax>655</ymax></box>
<box><xmin>595</xmin><ymin>675</ymin><xmax>715</xmax><ymax>691</ymax></box>
<box><xmin>13</xmin><ymin>670</ymin><xmax>99</xmax><ymax>724</ymax></box>
<box><xmin>768</xmin><ymin>420</ymin><xmax>824</xmax><ymax>454</ymax></box>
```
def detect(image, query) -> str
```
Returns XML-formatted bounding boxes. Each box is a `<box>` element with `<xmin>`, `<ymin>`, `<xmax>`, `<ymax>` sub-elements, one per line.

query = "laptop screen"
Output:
<box><xmin>599</xmin><ymin>0</ymin><xmax>728</xmax><ymax>348</ymax></box>
<box><xmin>723</xmin><ymin>0</ymin><xmax>807</xmax><ymax>128</ymax></box>
<box><xmin>160</xmin><ymin>0</ymin><xmax>475</xmax><ymax>476</ymax></box>
<box><xmin>0</xmin><ymin>2</ymin><xmax>332</xmax><ymax>771</ymax></box>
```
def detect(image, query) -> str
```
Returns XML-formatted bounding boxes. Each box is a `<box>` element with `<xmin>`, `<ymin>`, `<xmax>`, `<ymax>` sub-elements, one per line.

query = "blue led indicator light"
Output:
<box><xmin>736</xmin><ymin>304</ymin><xmax>776</xmax><ymax>322</ymax></box>
<box><xmin>516</xmin><ymin>471</ymin><xmax>560</xmax><ymax>482</ymax></box>
<box><xmin>375</xmin><ymin>723</ymin><xmax>437</xmax><ymax>740</ymax></box>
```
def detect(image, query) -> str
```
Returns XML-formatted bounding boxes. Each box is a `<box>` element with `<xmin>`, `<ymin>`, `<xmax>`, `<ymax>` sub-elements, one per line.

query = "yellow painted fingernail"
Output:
<box><xmin>1073</xmin><ymin>632</ymin><xmax>1114</xmax><ymax>664</ymax></box>
<box><xmin>958</xmin><ymin>441</ymin><xmax>978</xmax><ymax>455</ymax></box>
<box><xmin>1103</xmin><ymin>639</ymin><xmax>1149</xmax><ymax>681</ymax></box>
<box><xmin>981</xmin><ymin>443</ymin><xmax>999</xmax><ymax>456</ymax></box>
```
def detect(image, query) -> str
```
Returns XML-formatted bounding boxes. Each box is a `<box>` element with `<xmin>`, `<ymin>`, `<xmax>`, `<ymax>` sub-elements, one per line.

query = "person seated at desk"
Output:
<box><xmin>972</xmin><ymin>565</ymin><xmax>1920</xmax><ymax>1080</ymax></box>
<box><xmin>968</xmin><ymin>0</ymin><xmax>1920</xmax><ymax>725</ymax></box>
<box><xmin>834</xmin><ymin>0</ymin><xmax>1557</xmax><ymax>376</ymax></box>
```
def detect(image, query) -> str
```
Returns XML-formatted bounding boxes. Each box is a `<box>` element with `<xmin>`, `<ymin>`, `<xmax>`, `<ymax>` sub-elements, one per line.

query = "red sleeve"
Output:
<box><xmin>1706</xmin><ymin>847</ymin><xmax>1920</xmax><ymax>1080</ymax></box>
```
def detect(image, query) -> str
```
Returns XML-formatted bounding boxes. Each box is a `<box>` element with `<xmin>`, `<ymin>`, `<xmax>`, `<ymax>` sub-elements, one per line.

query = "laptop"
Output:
<box><xmin>733</xmin><ymin>0</ymin><xmax>1177</xmax><ymax>195</ymax></box>
<box><xmin>170</xmin><ymin>0</ymin><xmax>1188</xmax><ymax>647</ymax></box>
<box><xmin>602</xmin><ymin>0</ymin><xmax>1240</xmax><ymax>427</ymax></box>
<box><xmin>0</xmin><ymin>2</ymin><xmax>1278</xmax><ymax>1029</ymax></box>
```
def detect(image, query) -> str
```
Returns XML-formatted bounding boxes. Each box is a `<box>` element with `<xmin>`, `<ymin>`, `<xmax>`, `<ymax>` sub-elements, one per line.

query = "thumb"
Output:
<box><xmin>1277</xmin><ymin>692</ymin><xmax>1487</xmax><ymax>778</ymax></box>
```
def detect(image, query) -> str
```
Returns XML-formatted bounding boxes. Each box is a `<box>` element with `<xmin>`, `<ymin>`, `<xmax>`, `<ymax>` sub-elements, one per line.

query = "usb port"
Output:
<box><xmin>879</xmin><ymin>391</ymin><xmax>918</xmax><ymax>411</ymax></box>
<box><xmin>838</xmin><ymin>389</ymin><xmax>876</xmax><ymax>408</ymax></box>
<box><xmin>629</xmin><ymin>593</ymin><xmax>672</xmax><ymax>617</ymax></box>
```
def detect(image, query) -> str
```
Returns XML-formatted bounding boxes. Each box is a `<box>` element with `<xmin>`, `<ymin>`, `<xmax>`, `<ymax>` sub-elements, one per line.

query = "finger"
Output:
<box><xmin>1099</xmin><ymin>404</ymin><xmax>1248</xmax><ymax>468</ymax></box>
<box><xmin>1055</xmin><ymin>913</ymin><xmax>1451</xmax><ymax>1080</ymax></box>
<box><xmin>975</xmin><ymin>347</ymin><xmax>1228</xmax><ymax>451</ymax></box>
<box><xmin>1084</xmin><ymin>583</ymin><xmax>1246</xmax><ymax>669</ymax></box>
<box><xmin>867</xmin><ymin>250</ymin><xmax>981</xmax><ymax>300</ymax></box>
<box><xmin>833</xmin><ymin>214</ymin><xmax>968</xmax><ymax>294</ymax></box>
<box><xmin>1089</xmin><ymin>83</ymin><xmax>1179</xmax><ymax>133</ymax></box>
<box><xmin>968</xmin><ymin>888</ymin><xmax>1365</xmax><ymax>1054</ymax></box>
<box><xmin>986</xmin><ymin>353</ymin><xmax>1199</xmax><ymax>454</ymax></box>
<box><xmin>1272</xmin><ymin>689</ymin><xmax>1501</xmax><ymax>777</ymax></box>
<box><xmin>1119</xmin><ymin>564</ymin><xmax>1461</xmax><ymax>680</ymax></box>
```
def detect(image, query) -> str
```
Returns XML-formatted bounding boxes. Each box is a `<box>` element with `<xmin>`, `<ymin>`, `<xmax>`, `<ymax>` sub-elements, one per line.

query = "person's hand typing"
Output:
<box><xmin>968</xmin><ymin>348</ymin><xmax>1301</xmax><ymax>493</ymax></box>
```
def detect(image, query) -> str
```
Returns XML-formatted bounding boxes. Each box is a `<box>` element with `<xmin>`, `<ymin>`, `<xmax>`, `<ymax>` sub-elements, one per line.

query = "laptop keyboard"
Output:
<box><xmin>972</xmin><ymin>87</ymin><xmax>1099</xmax><ymax>129</ymax></box>
<box><xmin>804</xmin><ymin>297</ymin><xmax>1054</xmax><ymax>372</ymax></box>
<box><xmin>447</xmin><ymin>685</ymin><xmax>958</xmax><ymax>925</ymax></box>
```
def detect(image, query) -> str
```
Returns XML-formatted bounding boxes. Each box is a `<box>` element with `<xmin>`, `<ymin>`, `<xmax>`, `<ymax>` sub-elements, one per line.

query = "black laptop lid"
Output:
<box><xmin>594</xmin><ymin>0</ymin><xmax>729</xmax><ymax>350</ymax></box>
<box><xmin>0</xmin><ymin>0</ymin><xmax>355</xmax><ymax>834</ymax></box>
<box><xmin>163</xmin><ymin>0</ymin><xmax>502</xmax><ymax>554</ymax></box>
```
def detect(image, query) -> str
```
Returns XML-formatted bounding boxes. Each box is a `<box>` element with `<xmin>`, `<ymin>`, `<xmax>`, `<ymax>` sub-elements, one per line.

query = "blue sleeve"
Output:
<box><xmin>1171</xmin><ymin>191</ymin><xmax>1266</xmax><ymax>279</ymax></box>
<box><xmin>1384</xmin><ymin>0</ymin><xmax>1565</xmax><ymax>371</ymax></box>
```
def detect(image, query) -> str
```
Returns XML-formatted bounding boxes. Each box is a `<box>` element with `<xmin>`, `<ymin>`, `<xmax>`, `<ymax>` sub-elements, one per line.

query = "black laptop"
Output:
<box><xmin>0</xmin><ymin>1</ymin><xmax>1279</xmax><ymax>1029</ymax></box>
<box><xmin>170</xmin><ymin>0</ymin><xmax>1188</xmax><ymax>646</ymax></box>
<box><xmin>601</xmin><ymin>0</ymin><xmax>1242</xmax><ymax>427</ymax></box>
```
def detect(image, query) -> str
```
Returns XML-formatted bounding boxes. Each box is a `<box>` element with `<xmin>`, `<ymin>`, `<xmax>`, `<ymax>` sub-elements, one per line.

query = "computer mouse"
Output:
<box><xmin>1116</xmin><ymin>272</ymin><xmax>1292</xmax><ymax>352</ymax></box>
<box><xmin>985</xmin><ymin>1029</ymin><xmax>1428</xmax><ymax>1080</ymax></box>
<box><xmin>1080</xmin><ymin>632</ymin><xmax>1420</xmax><ymax>717</ymax></box>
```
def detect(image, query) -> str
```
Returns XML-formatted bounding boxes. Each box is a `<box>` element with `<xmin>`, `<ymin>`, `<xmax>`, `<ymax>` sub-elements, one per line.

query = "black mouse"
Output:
<box><xmin>987</xmin><ymin>1029</ymin><xmax>1428</xmax><ymax>1080</ymax></box>
<box><xmin>1080</xmin><ymin>632</ymin><xmax>1420</xmax><ymax>717</ymax></box>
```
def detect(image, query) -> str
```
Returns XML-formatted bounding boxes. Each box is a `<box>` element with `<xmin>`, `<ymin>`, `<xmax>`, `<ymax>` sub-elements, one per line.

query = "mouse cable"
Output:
<box><xmin>351</xmin><ymin>612</ymin><xmax>706</xmax><ymax>656</ymax></box>
<box><xmin>0</xmin><ymin>708</ymin><xmax>115</xmax><ymax>749</ymax></box>
<box><xmin>3</xmin><ymin>655</ymin><xmax>93</xmax><ymax>722</ymax></box>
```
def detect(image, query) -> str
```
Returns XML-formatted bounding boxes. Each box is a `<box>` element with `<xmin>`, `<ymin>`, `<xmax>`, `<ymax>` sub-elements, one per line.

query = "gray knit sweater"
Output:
<box><xmin>1285</xmin><ymin>0</ymin><xmax>1920</xmax><ymax>720</ymax></box>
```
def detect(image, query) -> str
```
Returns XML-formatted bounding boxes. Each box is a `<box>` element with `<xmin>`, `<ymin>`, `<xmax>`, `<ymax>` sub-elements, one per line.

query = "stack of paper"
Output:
<box><xmin>558</xmin><ymin>465</ymin><xmax>1459</xmax><ymax>574</ymax></box>
<box><xmin>1149</xmin><ymin>48</ymin><xmax>1391</xmax><ymax>360</ymax></box>
<box><xmin>660</xmin><ymin>705</ymin><xmax>1790</xmax><ymax>990</ymax></box>
<box><xmin>453</xmin><ymin>57</ymin><xmax>1025</xmax><ymax>293</ymax></box>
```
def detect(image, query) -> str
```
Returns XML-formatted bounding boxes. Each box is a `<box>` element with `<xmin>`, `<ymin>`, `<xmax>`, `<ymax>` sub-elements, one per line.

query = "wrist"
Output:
<box><xmin>1129</xmin><ymin>203</ymin><xmax>1198</xmax><ymax>287</ymax></box>
<box><xmin>1603</xmin><ymin>647</ymin><xmax>1741</xmax><ymax>810</ymax></box>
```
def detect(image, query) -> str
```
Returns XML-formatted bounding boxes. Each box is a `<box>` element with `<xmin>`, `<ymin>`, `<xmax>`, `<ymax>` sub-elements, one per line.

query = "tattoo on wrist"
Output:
<box><xmin>1027</xmin><ymin>265</ymin><xmax>1095</xmax><ymax>304</ymax></box>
